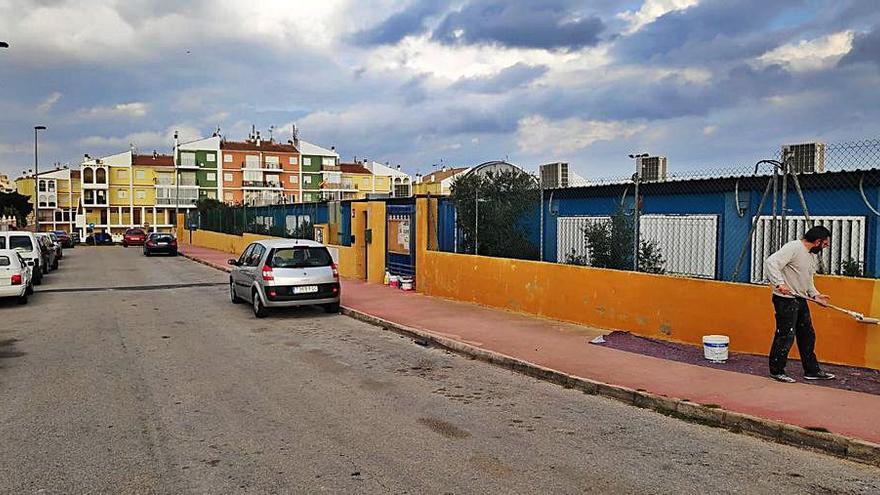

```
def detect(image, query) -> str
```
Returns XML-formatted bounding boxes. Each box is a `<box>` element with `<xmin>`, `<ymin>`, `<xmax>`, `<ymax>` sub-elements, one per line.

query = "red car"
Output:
<box><xmin>122</xmin><ymin>228</ymin><xmax>147</xmax><ymax>247</ymax></box>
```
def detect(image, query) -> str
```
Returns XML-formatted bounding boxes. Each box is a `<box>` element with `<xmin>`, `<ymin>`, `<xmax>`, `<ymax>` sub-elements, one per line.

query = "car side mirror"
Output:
<box><xmin>227</xmin><ymin>259</ymin><xmax>239</xmax><ymax>266</ymax></box>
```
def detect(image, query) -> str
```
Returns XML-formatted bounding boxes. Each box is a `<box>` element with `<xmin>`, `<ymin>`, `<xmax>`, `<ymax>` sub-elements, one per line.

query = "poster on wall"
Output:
<box><xmin>387</xmin><ymin>215</ymin><xmax>410</xmax><ymax>255</ymax></box>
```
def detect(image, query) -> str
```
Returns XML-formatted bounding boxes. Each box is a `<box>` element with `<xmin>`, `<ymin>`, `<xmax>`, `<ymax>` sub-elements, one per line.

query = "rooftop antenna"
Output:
<box><xmin>268</xmin><ymin>125</ymin><xmax>275</xmax><ymax>142</ymax></box>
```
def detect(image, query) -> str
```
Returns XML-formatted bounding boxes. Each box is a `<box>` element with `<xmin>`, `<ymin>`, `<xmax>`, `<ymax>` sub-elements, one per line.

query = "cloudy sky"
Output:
<box><xmin>0</xmin><ymin>0</ymin><xmax>879</xmax><ymax>179</ymax></box>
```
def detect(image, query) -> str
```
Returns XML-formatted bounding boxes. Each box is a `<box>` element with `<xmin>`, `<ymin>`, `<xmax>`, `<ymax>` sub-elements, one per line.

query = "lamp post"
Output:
<box><xmin>628</xmin><ymin>153</ymin><xmax>649</xmax><ymax>271</ymax></box>
<box><xmin>34</xmin><ymin>126</ymin><xmax>47</xmax><ymax>232</ymax></box>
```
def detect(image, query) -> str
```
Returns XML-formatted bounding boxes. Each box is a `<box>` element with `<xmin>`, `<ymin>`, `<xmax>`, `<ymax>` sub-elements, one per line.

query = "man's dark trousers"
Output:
<box><xmin>769</xmin><ymin>295</ymin><xmax>821</xmax><ymax>375</ymax></box>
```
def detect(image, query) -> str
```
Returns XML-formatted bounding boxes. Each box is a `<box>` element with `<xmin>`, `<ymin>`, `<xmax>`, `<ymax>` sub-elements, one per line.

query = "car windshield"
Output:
<box><xmin>269</xmin><ymin>247</ymin><xmax>332</xmax><ymax>268</ymax></box>
<box><xmin>9</xmin><ymin>236</ymin><xmax>33</xmax><ymax>252</ymax></box>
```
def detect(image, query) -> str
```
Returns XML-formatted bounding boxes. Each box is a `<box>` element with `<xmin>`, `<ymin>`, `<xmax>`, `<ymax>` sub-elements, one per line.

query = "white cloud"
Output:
<box><xmin>754</xmin><ymin>31</ymin><xmax>854</xmax><ymax>73</ymax></box>
<box><xmin>702</xmin><ymin>125</ymin><xmax>718</xmax><ymax>136</ymax></box>
<box><xmin>78</xmin><ymin>125</ymin><xmax>201</xmax><ymax>152</ymax></box>
<box><xmin>516</xmin><ymin>115</ymin><xmax>646</xmax><ymax>154</ymax></box>
<box><xmin>80</xmin><ymin>102</ymin><xmax>148</xmax><ymax>119</ymax></box>
<box><xmin>37</xmin><ymin>92</ymin><xmax>62</xmax><ymax>112</ymax></box>
<box><xmin>618</xmin><ymin>0</ymin><xmax>700</xmax><ymax>34</ymax></box>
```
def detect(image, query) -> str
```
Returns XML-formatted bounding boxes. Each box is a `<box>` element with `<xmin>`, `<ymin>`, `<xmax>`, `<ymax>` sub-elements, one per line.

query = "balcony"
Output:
<box><xmin>241</xmin><ymin>161</ymin><xmax>282</xmax><ymax>171</ymax></box>
<box><xmin>155</xmin><ymin>185</ymin><xmax>198</xmax><ymax>207</ymax></box>
<box><xmin>242</xmin><ymin>180</ymin><xmax>283</xmax><ymax>189</ymax></box>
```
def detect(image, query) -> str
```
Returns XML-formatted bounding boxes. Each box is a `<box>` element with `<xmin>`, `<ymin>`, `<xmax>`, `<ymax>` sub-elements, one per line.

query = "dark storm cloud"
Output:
<box><xmin>840</xmin><ymin>25</ymin><xmax>880</xmax><ymax>66</ymax></box>
<box><xmin>351</xmin><ymin>2</ymin><xmax>447</xmax><ymax>45</ymax></box>
<box><xmin>452</xmin><ymin>63</ymin><xmax>549</xmax><ymax>93</ymax></box>
<box><xmin>431</xmin><ymin>0</ymin><xmax>604</xmax><ymax>50</ymax></box>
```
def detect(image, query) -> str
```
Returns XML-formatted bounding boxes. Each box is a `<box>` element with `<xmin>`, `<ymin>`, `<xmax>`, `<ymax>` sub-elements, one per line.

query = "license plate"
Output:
<box><xmin>293</xmin><ymin>285</ymin><xmax>319</xmax><ymax>294</ymax></box>
<box><xmin>158</xmin><ymin>242</ymin><xmax>167</xmax><ymax>246</ymax></box>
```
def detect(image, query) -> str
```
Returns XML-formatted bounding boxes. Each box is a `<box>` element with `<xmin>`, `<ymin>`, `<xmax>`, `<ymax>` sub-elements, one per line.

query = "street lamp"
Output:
<box><xmin>628</xmin><ymin>153</ymin><xmax>649</xmax><ymax>271</ymax></box>
<box><xmin>34</xmin><ymin>126</ymin><xmax>47</xmax><ymax>232</ymax></box>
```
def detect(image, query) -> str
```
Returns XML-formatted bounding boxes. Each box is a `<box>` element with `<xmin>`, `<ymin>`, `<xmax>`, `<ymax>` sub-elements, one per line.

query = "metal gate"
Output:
<box><xmin>386</xmin><ymin>204</ymin><xmax>416</xmax><ymax>276</ymax></box>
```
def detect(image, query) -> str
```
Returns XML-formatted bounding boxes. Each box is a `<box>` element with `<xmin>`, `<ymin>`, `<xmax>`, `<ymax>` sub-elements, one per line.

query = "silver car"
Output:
<box><xmin>228</xmin><ymin>239</ymin><xmax>340</xmax><ymax>318</ymax></box>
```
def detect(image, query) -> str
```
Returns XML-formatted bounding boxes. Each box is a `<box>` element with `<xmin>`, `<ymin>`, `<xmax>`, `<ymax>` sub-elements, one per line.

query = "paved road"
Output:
<box><xmin>1</xmin><ymin>247</ymin><xmax>878</xmax><ymax>494</ymax></box>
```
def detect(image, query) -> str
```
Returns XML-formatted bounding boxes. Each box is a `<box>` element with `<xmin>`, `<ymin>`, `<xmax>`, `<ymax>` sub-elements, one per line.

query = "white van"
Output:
<box><xmin>0</xmin><ymin>231</ymin><xmax>44</xmax><ymax>285</ymax></box>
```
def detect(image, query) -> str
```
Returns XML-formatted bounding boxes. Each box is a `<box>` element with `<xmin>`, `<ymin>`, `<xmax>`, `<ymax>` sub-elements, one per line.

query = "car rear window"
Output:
<box><xmin>9</xmin><ymin>236</ymin><xmax>33</xmax><ymax>251</ymax></box>
<box><xmin>126</xmin><ymin>229</ymin><xmax>145</xmax><ymax>235</ymax></box>
<box><xmin>0</xmin><ymin>238</ymin><xmax>4</xmax><ymax>249</ymax></box>
<box><xmin>268</xmin><ymin>247</ymin><xmax>332</xmax><ymax>268</ymax></box>
<box><xmin>0</xmin><ymin>256</ymin><xmax>10</xmax><ymax>267</ymax></box>
<box><xmin>150</xmin><ymin>234</ymin><xmax>174</xmax><ymax>242</ymax></box>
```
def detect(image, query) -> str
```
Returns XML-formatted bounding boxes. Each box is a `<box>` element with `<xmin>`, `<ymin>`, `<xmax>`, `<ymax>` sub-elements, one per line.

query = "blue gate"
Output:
<box><xmin>386</xmin><ymin>203</ymin><xmax>416</xmax><ymax>276</ymax></box>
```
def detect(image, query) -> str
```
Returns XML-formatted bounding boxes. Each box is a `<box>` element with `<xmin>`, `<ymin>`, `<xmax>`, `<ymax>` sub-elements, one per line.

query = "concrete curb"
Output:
<box><xmin>341</xmin><ymin>307</ymin><xmax>880</xmax><ymax>468</ymax></box>
<box><xmin>180</xmin><ymin>251</ymin><xmax>231</xmax><ymax>273</ymax></box>
<box><xmin>176</xmin><ymin>252</ymin><xmax>880</xmax><ymax>467</ymax></box>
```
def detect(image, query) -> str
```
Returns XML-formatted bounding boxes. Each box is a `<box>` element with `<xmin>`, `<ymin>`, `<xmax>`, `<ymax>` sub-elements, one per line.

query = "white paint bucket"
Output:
<box><xmin>400</xmin><ymin>277</ymin><xmax>414</xmax><ymax>291</ymax></box>
<box><xmin>703</xmin><ymin>335</ymin><xmax>729</xmax><ymax>363</ymax></box>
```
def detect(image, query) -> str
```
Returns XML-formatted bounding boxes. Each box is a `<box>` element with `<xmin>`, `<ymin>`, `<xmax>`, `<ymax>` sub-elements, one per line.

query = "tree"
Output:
<box><xmin>566</xmin><ymin>205</ymin><xmax>665</xmax><ymax>274</ymax></box>
<box><xmin>0</xmin><ymin>191</ymin><xmax>33</xmax><ymax>227</ymax></box>
<box><xmin>450</xmin><ymin>169</ymin><xmax>540</xmax><ymax>260</ymax></box>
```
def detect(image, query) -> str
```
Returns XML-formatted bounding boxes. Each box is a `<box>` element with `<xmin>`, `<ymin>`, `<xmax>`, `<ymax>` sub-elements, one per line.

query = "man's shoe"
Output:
<box><xmin>770</xmin><ymin>373</ymin><xmax>796</xmax><ymax>383</ymax></box>
<box><xmin>804</xmin><ymin>371</ymin><xmax>835</xmax><ymax>380</ymax></box>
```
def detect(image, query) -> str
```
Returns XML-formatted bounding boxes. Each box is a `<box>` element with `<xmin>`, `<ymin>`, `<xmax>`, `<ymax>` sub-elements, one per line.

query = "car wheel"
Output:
<box><xmin>123</xmin><ymin>243</ymin><xmax>128</xmax><ymax>248</ymax></box>
<box><xmin>144</xmin><ymin>250</ymin><xmax>151</xmax><ymax>257</ymax></box>
<box><xmin>18</xmin><ymin>293</ymin><xmax>28</xmax><ymax>305</ymax></box>
<box><xmin>252</xmin><ymin>290</ymin><xmax>268</xmax><ymax>318</ymax></box>
<box><xmin>230</xmin><ymin>280</ymin><xmax>241</xmax><ymax>304</ymax></box>
<box><xmin>323</xmin><ymin>303</ymin><xmax>340</xmax><ymax>314</ymax></box>
<box><xmin>26</xmin><ymin>283</ymin><xmax>34</xmax><ymax>295</ymax></box>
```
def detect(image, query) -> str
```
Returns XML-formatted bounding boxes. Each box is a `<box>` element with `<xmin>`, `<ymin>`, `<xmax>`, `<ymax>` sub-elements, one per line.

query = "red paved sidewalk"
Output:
<box><xmin>180</xmin><ymin>244</ymin><xmax>880</xmax><ymax>445</ymax></box>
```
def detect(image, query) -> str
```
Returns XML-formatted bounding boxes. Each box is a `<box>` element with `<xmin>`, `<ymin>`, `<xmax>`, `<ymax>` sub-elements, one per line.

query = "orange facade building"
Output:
<box><xmin>219</xmin><ymin>139</ymin><xmax>301</xmax><ymax>205</ymax></box>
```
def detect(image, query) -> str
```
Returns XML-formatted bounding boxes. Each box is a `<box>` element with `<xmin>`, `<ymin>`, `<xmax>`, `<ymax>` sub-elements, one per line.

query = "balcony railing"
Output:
<box><xmin>242</xmin><ymin>180</ymin><xmax>282</xmax><ymax>189</ymax></box>
<box><xmin>242</xmin><ymin>162</ymin><xmax>282</xmax><ymax>170</ymax></box>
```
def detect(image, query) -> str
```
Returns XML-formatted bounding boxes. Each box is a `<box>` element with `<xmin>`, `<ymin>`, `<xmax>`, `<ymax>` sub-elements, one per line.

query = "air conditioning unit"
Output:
<box><xmin>782</xmin><ymin>143</ymin><xmax>826</xmax><ymax>173</ymax></box>
<box><xmin>540</xmin><ymin>162</ymin><xmax>569</xmax><ymax>188</ymax></box>
<box><xmin>638</xmin><ymin>156</ymin><xmax>668</xmax><ymax>182</ymax></box>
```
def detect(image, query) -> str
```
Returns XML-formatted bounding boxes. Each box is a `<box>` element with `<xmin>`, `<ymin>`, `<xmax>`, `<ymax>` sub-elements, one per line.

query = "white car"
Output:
<box><xmin>0</xmin><ymin>231</ymin><xmax>44</xmax><ymax>285</ymax></box>
<box><xmin>0</xmin><ymin>249</ymin><xmax>33</xmax><ymax>304</ymax></box>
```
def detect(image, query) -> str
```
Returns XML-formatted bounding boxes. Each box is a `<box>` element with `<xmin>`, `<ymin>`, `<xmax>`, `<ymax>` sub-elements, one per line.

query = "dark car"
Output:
<box><xmin>52</xmin><ymin>230</ymin><xmax>75</xmax><ymax>249</ymax></box>
<box><xmin>71</xmin><ymin>231</ymin><xmax>81</xmax><ymax>245</ymax></box>
<box><xmin>122</xmin><ymin>228</ymin><xmax>147</xmax><ymax>247</ymax></box>
<box><xmin>86</xmin><ymin>232</ymin><xmax>113</xmax><ymax>245</ymax></box>
<box><xmin>143</xmin><ymin>233</ymin><xmax>178</xmax><ymax>256</ymax></box>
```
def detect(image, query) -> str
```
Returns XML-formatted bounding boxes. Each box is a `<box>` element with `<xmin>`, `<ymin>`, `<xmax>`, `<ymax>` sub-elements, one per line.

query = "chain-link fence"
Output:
<box><xmin>190</xmin><ymin>201</ymin><xmax>329</xmax><ymax>240</ymax></box>
<box><xmin>549</xmin><ymin>139</ymin><xmax>880</xmax><ymax>283</ymax></box>
<box><xmin>431</xmin><ymin>139</ymin><xmax>880</xmax><ymax>283</ymax></box>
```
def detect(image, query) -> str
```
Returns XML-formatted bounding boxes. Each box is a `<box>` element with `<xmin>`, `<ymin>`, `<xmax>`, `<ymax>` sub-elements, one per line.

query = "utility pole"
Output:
<box><xmin>173</xmin><ymin>131</ymin><xmax>179</xmax><ymax>227</ymax></box>
<box><xmin>629</xmin><ymin>153</ymin><xmax>649</xmax><ymax>271</ymax></box>
<box><xmin>34</xmin><ymin>126</ymin><xmax>47</xmax><ymax>232</ymax></box>
<box><xmin>475</xmin><ymin>187</ymin><xmax>479</xmax><ymax>255</ymax></box>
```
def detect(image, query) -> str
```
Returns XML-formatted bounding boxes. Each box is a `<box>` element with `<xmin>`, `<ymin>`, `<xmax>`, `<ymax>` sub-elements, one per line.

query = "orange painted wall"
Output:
<box><xmin>413</xmin><ymin>200</ymin><xmax>880</xmax><ymax>370</ymax></box>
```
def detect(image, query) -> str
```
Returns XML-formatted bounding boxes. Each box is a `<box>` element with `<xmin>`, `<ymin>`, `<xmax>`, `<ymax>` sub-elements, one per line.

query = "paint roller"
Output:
<box><xmin>799</xmin><ymin>295</ymin><xmax>880</xmax><ymax>325</ymax></box>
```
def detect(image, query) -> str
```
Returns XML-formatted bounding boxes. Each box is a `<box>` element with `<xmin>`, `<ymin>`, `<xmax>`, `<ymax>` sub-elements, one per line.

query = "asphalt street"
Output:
<box><xmin>0</xmin><ymin>246</ymin><xmax>878</xmax><ymax>494</ymax></box>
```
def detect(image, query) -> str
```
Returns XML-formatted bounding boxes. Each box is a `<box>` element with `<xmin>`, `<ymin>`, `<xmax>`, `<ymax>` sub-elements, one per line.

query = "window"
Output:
<box><xmin>38</xmin><ymin>180</ymin><xmax>46</xmax><ymax>192</ymax></box>
<box><xmin>117</xmin><ymin>169</ymin><xmax>127</xmax><ymax>179</ymax></box>
<box><xmin>9</xmin><ymin>235</ymin><xmax>33</xmax><ymax>251</ymax></box>
<box><xmin>245</xmin><ymin>155</ymin><xmax>260</xmax><ymax>168</ymax></box>
<box><xmin>206</xmin><ymin>172</ymin><xmax>216</xmax><ymax>182</ymax></box>
<box><xmin>224</xmin><ymin>154</ymin><xmax>233</xmax><ymax>163</ymax></box>
<box><xmin>303</xmin><ymin>157</ymin><xmax>312</xmax><ymax>166</ymax></box>
<box><xmin>38</xmin><ymin>195</ymin><xmax>47</xmax><ymax>207</ymax></box>
<box><xmin>180</xmin><ymin>152</ymin><xmax>196</xmax><ymax>167</ymax></box>
<box><xmin>48</xmin><ymin>181</ymin><xmax>55</xmax><ymax>192</ymax></box>
<box><xmin>289</xmin><ymin>156</ymin><xmax>298</xmax><ymax>165</ymax></box>
<box><xmin>136</xmin><ymin>190</ymin><xmax>146</xmax><ymax>200</ymax></box>
<box><xmin>238</xmin><ymin>244</ymin><xmax>255</xmax><ymax>265</ymax></box>
<box><xmin>0</xmin><ymin>256</ymin><xmax>9</xmax><ymax>267</ymax></box>
<box><xmin>206</xmin><ymin>153</ymin><xmax>215</xmax><ymax>162</ymax></box>
<box><xmin>117</xmin><ymin>190</ymin><xmax>127</xmax><ymax>199</ymax></box>
<box><xmin>322</xmin><ymin>157</ymin><xmax>335</xmax><ymax>167</ymax></box>
<box><xmin>265</xmin><ymin>156</ymin><xmax>279</xmax><ymax>164</ymax></box>
<box><xmin>83</xmin><ymin>168</ymin><xmax>94</xmax><ymax>183</ymax></box>
<box><xmin>303</xmin><ymin>175</ymin><xmax>312</xmax><ymax>185</ymax></box>
<box><xmin>96</xmin><ymin>168</ymin><xmax>107</xmax><ymax>183</ymax></box>
<box><xmin>206</xmin><ymin>190</ymin><xmax>217</xmax><ymax>199</ymax></box>
<box><xmin>224</xmin><ymin>173</ymin><xmax>233</xmax><ymax>183</ymax></box>
<box><xmin>224</xmin><ymin>192</ymin><xmax>234</xmax><ymax>201</ymax></box>
<box><xmin>135</xmin><ymin>170</ymin><xmax>146</xmax><ymax>180</ymax></box>
<box><xmin>268</xmin><ymin>247</ymin><xmax>332</xmax><ymax>268</ymax></box>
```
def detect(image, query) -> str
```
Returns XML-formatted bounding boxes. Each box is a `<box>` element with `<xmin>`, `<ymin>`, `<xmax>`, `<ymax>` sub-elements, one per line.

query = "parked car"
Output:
<box><xmin>86</xmin><ymin>232</ymin><xmax>113</xmax><ymax>245</ymax></box>
<box><xmin>143</xmin><ymin>232</ymin><xmax>178</xmax><ymax>256</ymax></box>
<box><xmin>227</xmin><ymin>239</ymin><xmax>340</xmax><ymax>318</ymax></box>
<box><xmin>122</xmin><ymin>228</ymin><xmax>147</xmax><ymax>247</ymax></box>
<box><xmin>0</xmin><ymin>249</ymin><xmax>33</xmax><ymax>304</ymax></box>
<box><xmin>35</xmin><ymin>233</ymin><xmax>58</xmax><ymax>271</ymax></box>
<box><xmin>52</xmin><ymin>230</ymin><xmax>75</xmax><ymax>248</ymax></box>
<box><xmin>47</xmin><ymin>232</ymin><xmax>63</xmax><ymax>259</ymax></box>
<box><xmin>0</xmin><ymin>231</ymin><xmax>43</xmax><ymax>285</ymax></box>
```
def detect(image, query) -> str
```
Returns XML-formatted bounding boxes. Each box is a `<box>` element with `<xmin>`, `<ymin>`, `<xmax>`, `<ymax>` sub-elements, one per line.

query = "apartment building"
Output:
<box><xmin>15</xmin><ymin>167</ymin><xmax>82</xmax><ymax>233</ymax></box>
<box><xmin>299</xmin><ymin>140</ymin><xmax>340</xmax><ymax>202</ymax></box>
<box><xmin>220</xmin><ymin>136</ymin><xmax>300</xmax><ymax>206</ymax></box>
<box><xmin>0</xmin><ymin>173</ymin><xmax>16</xmax><ymax>193</ymax></box>
<box><xmin>413</xmin><ymin>167</ymin><xmax>470</xmax><ymax>195</ymax></box>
